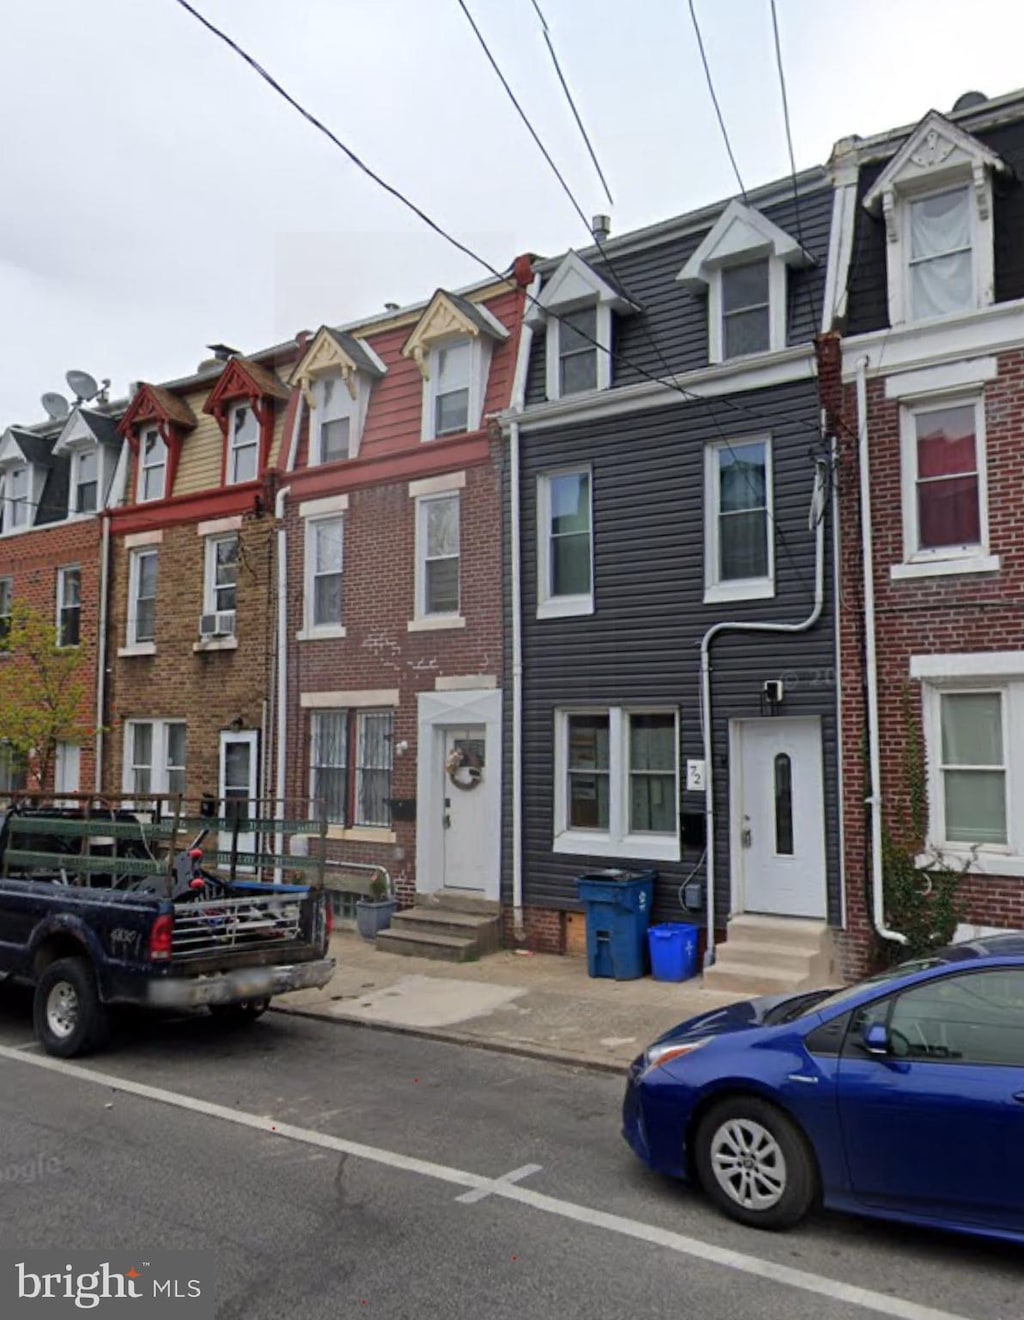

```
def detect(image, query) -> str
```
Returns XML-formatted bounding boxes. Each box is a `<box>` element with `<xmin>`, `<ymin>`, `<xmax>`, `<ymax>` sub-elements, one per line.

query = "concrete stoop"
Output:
<box><xmin>702</xmin><ymin>914</ymin><xmax>841</xmax><ymax>996</ymax></box>
<box><xmin>375</xmin><ymin>890</ymin><xmax>502</xmax><ymax>963</ymax></box>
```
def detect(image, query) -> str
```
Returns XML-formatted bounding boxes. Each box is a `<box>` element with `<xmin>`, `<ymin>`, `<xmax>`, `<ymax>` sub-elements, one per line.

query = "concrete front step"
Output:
<box><xmin>375</xmin><ymin>928</ymin><xmax>478</xmax><ymax>962</ymax></box>
<box><xmin>703</xmin><ymin>960</ymin><xmax>823</xmax><ymax>996</ymax></box>
<box><xmin>390</xmin><ymin>906</ymin><xmax>500</xmax><ymax>953</ymax></box>
<box><xmin>702</xmin><ymin>914</ymin><xmax>839</xmax><ymax>997</ymax></box>
<box><xmin>726</xmin><ymin>915</ymin><xmax>829</xmax><ymax>949</ymax></box>
<box><xmin>414</xmin><ymin>889</ymin><xmax>500</xmax><ymax>917</ymax></box>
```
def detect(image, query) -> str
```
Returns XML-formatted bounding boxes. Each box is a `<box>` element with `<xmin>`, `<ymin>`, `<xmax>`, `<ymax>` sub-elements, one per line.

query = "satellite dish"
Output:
<box><xmin>41</xmin><ymin>392</ymin><xmax>70</xmax><ymax>421</ymax></box>
<box><xmin>66</xmin><ymin>370</ymin><xmax>100</xmax><ymax>402</ymax></box>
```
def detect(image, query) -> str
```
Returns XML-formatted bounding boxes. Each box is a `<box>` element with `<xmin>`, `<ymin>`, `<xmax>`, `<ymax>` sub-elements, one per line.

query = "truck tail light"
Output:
<box><xmin>149</xmin><ymin>914</ymin><xmax>173</xmax><ymax>961</ymax></box>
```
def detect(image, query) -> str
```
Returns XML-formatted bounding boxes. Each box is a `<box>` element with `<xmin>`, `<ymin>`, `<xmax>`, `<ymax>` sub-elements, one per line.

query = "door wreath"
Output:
<box><xmin>445</xmin><ymin>744</ymin><xmax>484</xmax><ymax>790</ymax></box>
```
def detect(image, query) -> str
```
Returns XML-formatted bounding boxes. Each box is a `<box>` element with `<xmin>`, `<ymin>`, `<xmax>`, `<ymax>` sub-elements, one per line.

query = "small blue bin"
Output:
<box><xmin>576</xmin><ymin>869</ymin><xmax>656</xmax><ymax>981</ymax></box>
<box><xmin>648</xmin><ymin>923</ymin><xmax>700</xmax><ymax>982</ymax></box>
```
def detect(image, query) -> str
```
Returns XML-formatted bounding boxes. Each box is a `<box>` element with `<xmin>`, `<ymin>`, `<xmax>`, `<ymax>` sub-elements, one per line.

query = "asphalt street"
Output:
<box><xmin>0</xmin><ymin>985</ymin><xmax>1019</xmax><ymax>1320</ymax></box>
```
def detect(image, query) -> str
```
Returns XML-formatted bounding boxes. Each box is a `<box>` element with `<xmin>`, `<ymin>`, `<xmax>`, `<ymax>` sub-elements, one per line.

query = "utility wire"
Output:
<box><xmin>528</xmin><ymin>0</ymin><xmax>614</xmax><ymax>208</ymax></box>
<box><xmin>687</xmin><ymin>0</ymin><xmax>747</xmax><ymax>201</ymax></box>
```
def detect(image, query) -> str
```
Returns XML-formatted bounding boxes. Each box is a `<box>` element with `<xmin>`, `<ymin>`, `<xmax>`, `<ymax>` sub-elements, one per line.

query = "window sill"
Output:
<box><xmin>296</xmin><ymin>626</ymin><xmax>347</xmax><ymax>641</ymax></box>
<box><xmin>407</xmin><ymin>616</ymin><xmax>466</xmax><ymax>632</ymax></box>
<box><xmin>537</xmin><ymin>596</ymin><xmax>594</xmax><ymax>620</ymax></box>
<box><xmin>193</xmin><ymin>636</ymin><xmax>239</xmax><ymax>653</ymax></box>
<box><xmin>118</xmin><ymin>643</ymin><xmax>156</xmax><ymax>658</ymax></box>
<box><xmin>553</xmin><ymin>830</ymin><xmax>680</xmax><ymax>863</ymax></box>
<box><xmin>891</xmin><ymin>554</ymin><xmax>1000</xmax><ymax>581</ymax></box>
<box><xmin>326</xmin><ymin>825</ymin><xmax>397</xmax><ymax>844</ymax></box>
<box><xmin>916</xmin><ymin>849</ymin><xmax>1024</xmax><ymax>879</ymax></box>
<box><xmin>704</xmin><ymin>578</ymin><xmax>775</xmax><ymax>604</ymax></box>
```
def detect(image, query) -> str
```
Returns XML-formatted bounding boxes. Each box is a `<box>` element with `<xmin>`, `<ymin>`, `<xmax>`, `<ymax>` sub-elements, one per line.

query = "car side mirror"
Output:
<box><xmin>863</xmin><ymin>1023</ymin><xmax>890</xmax><ymax>1056</ymax></box>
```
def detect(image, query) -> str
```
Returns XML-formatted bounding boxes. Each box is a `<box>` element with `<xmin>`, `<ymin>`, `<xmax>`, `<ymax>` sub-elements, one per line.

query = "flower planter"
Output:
<box><xmin>356</xmin><ymin>897</ymin><xmax>397</xmax><ymax>942</ymax></box>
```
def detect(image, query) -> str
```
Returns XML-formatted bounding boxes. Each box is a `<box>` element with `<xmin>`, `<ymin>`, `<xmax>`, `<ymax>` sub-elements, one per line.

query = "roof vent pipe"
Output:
<box><xmin>591</xmin><ymin>214</ymin><xmax>611</xmax><ymax>242</ymax></box>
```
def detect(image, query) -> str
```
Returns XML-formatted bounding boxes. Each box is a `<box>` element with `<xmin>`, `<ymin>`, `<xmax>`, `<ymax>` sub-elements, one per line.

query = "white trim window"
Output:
<box><xmin>228</xmin><ymin>403</ymin><xmax>260</xmax><ymax>484</ymax></box>
<box><xmin>311</xmin><ymin>374</ymin><xmax>354</xmax><ymax>465</ymax></box>
<box><xmin>308</xmin><ymin>708</ymin><xmax>393</xmax><ymax>828</ymax></box>
<box><xmin>415</xmin><ymin>493</ymin><xmax>460</xmax><ymax>620</ymax></box>
<box><xmin>124</xmin><ymin>720</ymin><xmax>186</xmax><ymax>799</ymax></box>
<box><xmin>899</xmin><ymin>396</ymin><xmax>988</xmax><ymax>569</ymax></box>
<box><xmin>6</xmin><ymin>466</ymin><xmax>30</xmax><ymax>529</ymax></box>
<box><xmin>537</xmin><ymin>469</ymin><xmax>593</xmax><ymax>619</ymax></box>
<box><xmin>56</xmin><ymin>566</ymin><xmax>81</xmax><ymax>648</ymax></box>
<box><xmin>720</xmin><ymin>260</ymin><xmax>772</xmax><ymax>359</ymax></box>
<box><xmin>430</xmin><ymin>340</ymin><xmax>472</xmax><ymax>438</ymax></box>
<box><xmin>557</xmin><ymin>307</ymin><xmax>599</xmax><ymax>396</ymax></box>
<box><xmin>0</xmin><ymin>577</ymin><xmax>11</xmax><ymax>648</ymax></box>
<box><xmin>705</xmin><ymin>438</ymin><xmax>774</xmax><ymax>602</ymax></box>
<box><xmin>907</xmin><ymin>187</ymin><xmax>974</xmax><ymax>321</ymax></box>
<box><xmin>554</xmin><ymin>707</ymin><xmax>680</xmax><ymax>862</ymax></box>
<box><xmin>204</xmin><ymin>533</ymin><xmax>238</xmax><ymax>617</ymax></box>
<box><xmin>138</xmin><ymin>428</ymin><xmax>167</xmax><ymax>503</ymax></box>
<box><xmin>72</xmin><ymin>448</ymin><xmax>98</xmax><ymax>514</ymax></box>
<box><xmin>934</xmin><ymin>690</ymin><xmax>1007</xmax><ymax>847</ymax></box>
<box><xmin>304</xmin><ymin>515</ymin><xmax>344</xmax><ymax>634</ymax></box>
<box><xmin>128</xmin><ymin>548</ymin><xmax>158</xmax><ymax>645</ymax></box>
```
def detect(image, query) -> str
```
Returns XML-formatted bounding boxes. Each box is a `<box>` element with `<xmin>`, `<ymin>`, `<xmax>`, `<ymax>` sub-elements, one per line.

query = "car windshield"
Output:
<box><xmin>792</xmin><ymin>956</ymin><xmax>948</xmax><ymax>1018</ymax></box>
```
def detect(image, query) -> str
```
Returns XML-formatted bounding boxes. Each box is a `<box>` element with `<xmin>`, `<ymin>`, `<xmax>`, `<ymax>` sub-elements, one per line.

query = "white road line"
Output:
<box><xmin>456</xmin><ymin>1162</ymin><xmax>542</xmax><ymax>1204</ymax></box>
<box><xmin>0</xmin><ymin>1044</ymin><xmax>977</xmax><ymax>1320</ymax></box>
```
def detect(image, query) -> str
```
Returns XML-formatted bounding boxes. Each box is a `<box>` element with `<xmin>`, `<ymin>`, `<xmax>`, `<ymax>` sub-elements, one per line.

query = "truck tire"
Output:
<box><xmin>209</xmin><ymin>996</ymin><xmax>271</xmax><ymax>1024</ymax></box>
<box><xmin>34</xmin><ymin>957</ymin><xmax>109</xmax><ymax>1058</ymax></box>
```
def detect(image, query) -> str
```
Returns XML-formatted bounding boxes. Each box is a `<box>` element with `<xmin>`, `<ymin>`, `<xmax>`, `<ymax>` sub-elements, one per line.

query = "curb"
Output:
<box><xmin>270</xmin><ymin>1003</ymin><xmax>630</xmax><ymax>1076</ymax></box>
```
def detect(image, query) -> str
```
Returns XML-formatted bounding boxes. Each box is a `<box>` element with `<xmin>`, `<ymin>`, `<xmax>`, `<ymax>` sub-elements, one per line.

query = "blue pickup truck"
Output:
<box><xmin>0</xmin><ymin>804</ymin><xmax>335</xmax><ymax>1057</ymax></box>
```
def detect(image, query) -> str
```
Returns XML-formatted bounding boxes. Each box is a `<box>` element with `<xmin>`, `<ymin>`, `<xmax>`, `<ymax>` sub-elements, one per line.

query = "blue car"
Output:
<box><xmin>623</xmin><ymin>933</ymin><xmax>1024</xmax><ymax>1243</ymax></box>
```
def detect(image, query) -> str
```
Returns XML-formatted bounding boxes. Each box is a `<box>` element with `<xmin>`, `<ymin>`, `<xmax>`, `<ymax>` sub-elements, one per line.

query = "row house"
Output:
<box><xmin>824</xmin><ymin>89</ymin><xmax>1024</xmax><ymax>974</ymax></box>
<box><xmin>279</xmin><ymin>264</ymin><xmax>531</xmax><ymax>924</ymax></box>
<box><xmin>103</xmin><ymin>344</ymin><xmax>296</xmax><ymax>821</ymax></box>
<box><xmin>0</xmin><ymin>404</ymin><xmax>126</xmax><ymax>796</ymax></box>
<box><xmin>500</xmin><ymin>180</ymin><xmax>843</xmax><ymax>990</ymax></box>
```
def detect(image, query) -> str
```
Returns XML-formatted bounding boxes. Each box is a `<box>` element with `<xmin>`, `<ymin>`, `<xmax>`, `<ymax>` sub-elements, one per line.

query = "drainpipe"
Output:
<box><xmin>94</xmin><ymin>510</ymin><xmax>112</xmax><ymax>793</ymax></box>
<box><xmin>509</xmin><ymin>272</ymin><xmax>542</xmax><ymax>942</ymax></box>
<box><xmin>855</xmin><ymin>357</ymin><xmax>906</xmax><ymax>949</ymax></box>
<box><xmin>274</xmin><ymin>391</ymin><xmax>306</xmax><ymax>866</ymax></box>
<box><xmin>699</xmin><ymin>460</ymin><xmax>829</xmax><ymax>969</ymax></box>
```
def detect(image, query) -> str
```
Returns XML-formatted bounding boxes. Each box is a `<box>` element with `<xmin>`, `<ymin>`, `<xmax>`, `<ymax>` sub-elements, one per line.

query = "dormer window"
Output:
<box><xmin>73</xmin><ymin>449</ymin><xmax>98</xmax><ymax>514</ymax></box>
<box><xmin>677</xmin><ymin>200</ymin><xmax>812</xmax><ymax>365</ymax></box>
<box><xmin>314</xmin><ymin>376</ymin><xmax>352</xmax><ymax>464</ymax></box>
<box><xmin>139</xmin><ymin>427</ymin><xmax>167</xmax><ymax>502</ymax></box>
<box><xmin>402</xmin><ymin>290</ymin><xmax>509</xmax><ymax>442</ymax></box>
<box><xmin>862</xmin><ymin>111</ymin><xmax>1008</xmax><ymax>326</ymax></box>
<box><xmin>228</xmin><ymin>403</ymin><xmax>259</xmax><ymax>484</ymax></box>
<box><xmin>7</xmin><ymin>468</ymin><xmax>29</xmax><ymax>528</ymax></box>
<box><xmin>290</xmin><ymin>326</ymin><xmax>386</xmax><ymax>467</ymax></box>
<box><xmin>558</xmin><ymin>307</ymin><xmax>598</xmax><ymax>395</ymax></box>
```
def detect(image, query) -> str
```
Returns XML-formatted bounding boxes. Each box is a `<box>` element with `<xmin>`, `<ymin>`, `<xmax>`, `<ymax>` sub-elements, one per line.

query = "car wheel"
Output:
<box><xmin>694</xmin><ymin>1096</ymin><xmax>818</xmax><ymax>1230</ymax></box>
<box><xmin>34</xmin><ymin>957</ymin><xmax>109</xmax><ymax>1059</ymax></box>
<box><xmin>209</xmin><ymin>997</ymin><xmax>271</xmax><ymax>1023</ymax></box>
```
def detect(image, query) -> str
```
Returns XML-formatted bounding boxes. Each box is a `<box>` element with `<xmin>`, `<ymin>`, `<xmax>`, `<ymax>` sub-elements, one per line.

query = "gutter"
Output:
<box><xmin>273</xmin><ymin>398</ymin><xmax>305</xmax><ymax>867</ymax></box>
<box><xmin>855</xmin><ymin>357</ymin><xmax>907</xmax><ymax>949</ymax></box>
<box><xmin>699</xmin><ymin>460</ymin><xmax>829</xmax><ymax>969</ymax></box>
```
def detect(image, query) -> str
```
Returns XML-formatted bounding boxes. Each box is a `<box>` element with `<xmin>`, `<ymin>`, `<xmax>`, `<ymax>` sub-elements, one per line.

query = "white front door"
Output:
<box><xmin>54</xmin><ymin>742</ymin><xmax>80</xmax><ymax>806</ymax></box>
<box><xmin>733</xmin><ymin>717</ymin><xmax>826</xmax><ymax>918</ymax></box>
<box><xmin>219</xmin><ymin>731</ymin><xmax>259</xmax><ymax>866</ymax></box>
<box><xmin>442</xmin><ymin>726</ymin><xmax>488</xmax><ymax>892</ymax></box>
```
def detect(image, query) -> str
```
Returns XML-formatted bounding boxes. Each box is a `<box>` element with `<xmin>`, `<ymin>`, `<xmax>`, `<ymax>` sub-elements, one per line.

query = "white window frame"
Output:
<box><xmin>553</xmin><ymin>706</ymin><xmax>680</xmax><ymax>862</ymax></box>
<box><xmin>537</xmin><ymin>467</ymin><xmax>594</xmax><ymax>620</ymax></box>
<box><xmin>227</xmin><ymin>401</ymin><xmax>260</xmax><ymax>485</ymax></box>
<box><xmin>310</xmin><ymin>373</ymin><xmax>359</xmax><ymax>466</ymax></box>
<box><xmin>71</xmin><ymin>447</ymin><xmax>100</xmax><ymax>516</ymax></box>
<box><xmin>545</xmin><ymin>301</ymin><xmax>612</xmax><ymax>399</ymax></box>
<box><xmin>56</xmin><ymin>566</ymin><xmax>81</xmax><ymax>649</ymax></box>
<box><xmin>712</xmin><ymin>258</ymin><xmax>784</xmax><ymax>362</ymax></box>
<box><xmin>301</xmin><ymin>513</ymin><xmax>346</xmax><ymax>639</ymax></box>
<box><xmin>421</xmin><ymin>336</ymin><xmax>490</xmax><ymax>442</ymax></box>
<box><xmin>413</xmin><ymin>492</ymin><xmax>462</xmax><ymax>625</ymax></box>
<box><xmin>203</xmin><ymin>533</ymin><xmax>239</xmax><ymax>619</ymax></box>
<box><xmin>127</xmin><ymin>547</ymin><xmax>158</xmax><ymax>648</ymax></box>
<box><xmin>895</xmin><ymin>393</ymin><xmax>993</xmax><ymax>579</ymax></box>
<box><xmin>122</xmin><ymin>719</ymin><xmax>186</xmax><ymax>800</ymax></box>
<box><xmin>704</xmin><ymin>436</ymin><xmax>775</xmax><ymax>603</ymax></box>
<box><xmin>54</xmin><ymin>741</ymin><xmax>81</xmax><ymax>806</ymax></box>
<box><xmin>888</xmin><ymin>180</ymin><xmax>991</xmax><ymax>326</ymax></box>
<box><xmin>137</xmin><ymin>427</ymin><xmax>167</xmax><ymax>503</ymax></box>
<box><xmin>904</xmin><ymin>185</ymin><xmax>975</xmax><ymax>322</ymax></box>
<box><xmin>4</xmin><ymin>465</ymin><xmax>32</xmax><ymax>530</ymax></box>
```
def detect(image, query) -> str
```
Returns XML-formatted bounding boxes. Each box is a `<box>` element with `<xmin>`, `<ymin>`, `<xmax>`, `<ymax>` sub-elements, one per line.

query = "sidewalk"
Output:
<box><xmin>274</xmin><ymin>932</ymin><xmax>745</xmax><ymax>1073</ymax></box>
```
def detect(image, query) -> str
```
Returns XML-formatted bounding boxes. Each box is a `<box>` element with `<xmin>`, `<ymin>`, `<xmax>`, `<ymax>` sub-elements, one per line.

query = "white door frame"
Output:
<box><xmin>728</xmin><ymin>715</ymin><xmax>826</xmax><ymax>918</ymax></box>
<box><xmin>416</xmin><ymin>687</ymin><xmax>502</xmax><ymax>900</ymax></box>
<box><xmin>219</xmin><ymin>730</ymin><xmax>259</xmax><ymax>862</ymax></box>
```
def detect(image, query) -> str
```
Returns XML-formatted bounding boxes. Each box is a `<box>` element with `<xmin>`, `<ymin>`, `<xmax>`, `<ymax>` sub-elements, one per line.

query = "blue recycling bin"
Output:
<box><xmin>648</xmin><ymin>922</ymin><xmax>700</xmax><ymax>982</ymax></box>
<box><xmin>576</xmin><ymin>869</ymin><xmax>657</xmax><ymax>980</ymax></box>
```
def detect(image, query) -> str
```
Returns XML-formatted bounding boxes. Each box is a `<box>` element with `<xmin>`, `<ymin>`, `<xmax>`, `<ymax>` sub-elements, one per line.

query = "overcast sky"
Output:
<box><xmin>2</xmin><ymin>0</ymin><xmax>1023</xmax><ymax>424</ymax></box>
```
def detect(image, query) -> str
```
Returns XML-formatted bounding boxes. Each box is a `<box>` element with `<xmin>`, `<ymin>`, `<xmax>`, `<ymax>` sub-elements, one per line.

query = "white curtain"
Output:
<box><xmin>910</xmin><ymin>189</ymin><xmax>972</xmax><ymax>318</ymax></box>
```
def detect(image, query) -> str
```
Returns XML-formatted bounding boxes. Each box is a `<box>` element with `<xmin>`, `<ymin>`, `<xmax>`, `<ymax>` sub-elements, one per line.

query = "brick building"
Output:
<box><xmin>824</xmin><ymin>91</ymin><xmax>1024</xmax><ymax>974</ymax></box>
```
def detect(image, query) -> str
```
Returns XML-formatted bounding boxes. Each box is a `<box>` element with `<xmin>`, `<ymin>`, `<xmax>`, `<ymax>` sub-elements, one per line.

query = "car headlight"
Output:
<box><xmin>642</xmin><ymin>1037</ymin><xmax>710</xmax><ymax>1073</ymax></box>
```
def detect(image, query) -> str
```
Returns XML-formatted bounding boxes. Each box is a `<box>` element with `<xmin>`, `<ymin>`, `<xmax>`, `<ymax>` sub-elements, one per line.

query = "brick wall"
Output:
<box><xmin>831</xmin><ymin>346</ymin><xmax>1024</xmax><ymax>976</ymax></box>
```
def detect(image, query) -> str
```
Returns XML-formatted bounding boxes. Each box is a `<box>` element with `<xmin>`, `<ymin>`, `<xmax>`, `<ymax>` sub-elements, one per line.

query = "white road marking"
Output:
<box><xmin>11</xmin><ymin>1041</ymin><xmax>40</xmax><ymax>1051</ymax></box>
<box><xmin>0</xmin><ymin>1044</ymin><xmax>978</xmax><ymax>1320</ymax></box>
<box><xmin>456</xmin><ymin>1162</ymin><xmax>542</xmax><ymax>1204</ymax></box>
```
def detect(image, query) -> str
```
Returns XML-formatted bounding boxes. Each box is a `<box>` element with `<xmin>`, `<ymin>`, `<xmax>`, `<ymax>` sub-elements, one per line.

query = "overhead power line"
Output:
<box><xmin>687</xmin><ymin>0</ymin><xmax>747</xmax><ymax>201</ymax></box>
<box><xmin>528</xmin><ymin>0</ymin><xmax>614</xmax><ymax>208</ymax></box>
